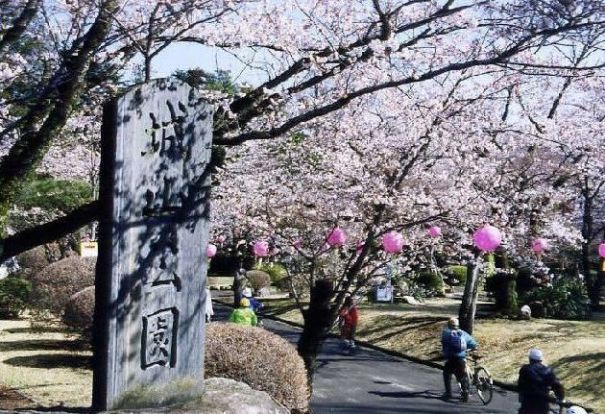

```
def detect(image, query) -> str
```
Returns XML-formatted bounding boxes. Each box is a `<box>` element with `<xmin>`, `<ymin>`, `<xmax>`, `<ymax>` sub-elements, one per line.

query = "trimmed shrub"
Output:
<box><xmin>205</xmin><ymin>322</ymin><xmax>309</xmax><ymax>413</ymax></box>
<box><xmin>416</xmin><ymin>271</ymin><xmax>445</xmax><ymax>296</ymax></box>
<box><xmin>29</xmin><ymin>256</ymin><xmax>96</xmax><ymax>316</ymax></box>
<box><xmin>17</xmin><ymin>246</ymin><xmax>55</xmax><ymax>278</ymax></box>
<box><xmin>63</xmin><ymin>286</ymin><xmax>95</xmax><ymax>340</ymax></box>
<box><xmin>254</xmin><ymin>262</ymin><xmax>287</xmax><ymax>285</ymax></box>
<box><xmin>246</xmin><ymin>270</ymin><xmax>271</xmax><ymax>292</ymax></box>
<box><xmin>521</xmin><ymin>277</ymin><xmax>591</xmax><ymax>320</ymax></box>
<box><xmin>0</xmin><ymin>275</ymin><xmax>32</xmax><ymax>318</ymax></box>
<box><xmin>445</xmin><ymin>265</ymin><xmax>467</xmax><ymax>286</ymax></box>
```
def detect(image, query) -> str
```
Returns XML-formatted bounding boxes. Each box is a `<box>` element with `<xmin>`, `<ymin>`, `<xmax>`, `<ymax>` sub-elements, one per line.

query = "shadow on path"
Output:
<box><xmin>369</xmin><ymin>389</ymin><xmax>444</xmax><ymax>401</ymax></box>
<box><xmin>4</xmin><ymin>354</ymin><xmax>92</xmax><ymax>370</ymax></box>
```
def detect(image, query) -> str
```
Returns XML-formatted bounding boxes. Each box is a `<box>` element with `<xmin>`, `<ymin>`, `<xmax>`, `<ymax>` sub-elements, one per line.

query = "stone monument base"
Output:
<box><xmin>8</xmin><ymin>378</ymin><xmax>289</xmax><ymax>414</ymax></box>
<box><xmin>112</xmin><ymin>377</ymin><xmax>205</xmax><ymax>410</ymax></box>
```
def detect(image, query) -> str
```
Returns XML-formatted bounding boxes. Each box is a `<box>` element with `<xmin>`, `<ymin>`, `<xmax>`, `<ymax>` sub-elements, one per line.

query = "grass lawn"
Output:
<box><xmin>1</xmin><ymin>298</ymin><xmax>602</xmax><ymax>412</ymax></box>
<box><xmin>0</xmin><ymin>317</ymin><xmax>91</xmax><ymax>408</ymax></box>
<box><xmin>263</xmin><ymin>297</ymin><xmax>605</xmax><ymax>413</ymax></box>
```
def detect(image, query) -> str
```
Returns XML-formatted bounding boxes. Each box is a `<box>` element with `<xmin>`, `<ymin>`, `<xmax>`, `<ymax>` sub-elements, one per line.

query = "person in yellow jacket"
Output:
<box><xmin>228</xmin><ymin>298</ymin><xmax>258</xmax><ymax>326</ymax></box>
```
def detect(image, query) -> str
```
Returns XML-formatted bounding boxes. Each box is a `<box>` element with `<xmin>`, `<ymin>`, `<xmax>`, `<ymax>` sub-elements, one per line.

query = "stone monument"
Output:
<box><xmin>93</xmin><ymin>78</ymin><xmax>213</xmax><ymax>410</ymax></box>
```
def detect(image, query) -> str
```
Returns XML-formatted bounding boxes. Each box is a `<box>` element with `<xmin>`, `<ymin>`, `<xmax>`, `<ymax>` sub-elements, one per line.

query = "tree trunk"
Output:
<box><xmin>589</xmin><ymin>258</ymin><xmax>604</xmax><ymax>309</ymax></box>
<box><xmin>459</xmin><ymin>256</ymin><xmax>481</xmax><ymax>334</ymax></box>
<box><xmin>0</xmin><ymin>0</ymin><xmax>118</xmax><ymax>235</ymax></box>
<box><xmin>493</xmin><ymin>250</ymin><xmax>518</xmax><ymax>316</ymax></box>
<box><xmin>297</xmin><ymin>279</ymin><xmax>335</xmax><ymax>388</ymax></box>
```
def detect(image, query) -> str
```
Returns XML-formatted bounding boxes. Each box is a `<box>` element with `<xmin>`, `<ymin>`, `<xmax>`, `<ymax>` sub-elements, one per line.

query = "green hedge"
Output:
<box><xmin>254</xmin><ymin>262</ymin><xmax>287</xmax><ymax>285</ymax></box>
<box><xmin>445</xmin><ymin>265</ymin><xmax>467</xmax><ymax>286</ymax></box>
<box><xmin>15</xmin><ymin>177</ymin><xmax>92</xmax><ymax>212</ymax></box>
<box><xmin>0</xmin><ymin>275</ymin><xmax>31</xmax><ymax>318</ymax></box>
<box><xmin>416</xmin><ymin>271</ymin><xmax>444</xmax><ymax>296</ymax></box>
<box><xmin>521</xmin><ymin>277</ymin><xmax>591</xmax><ymax>320</ymax></box>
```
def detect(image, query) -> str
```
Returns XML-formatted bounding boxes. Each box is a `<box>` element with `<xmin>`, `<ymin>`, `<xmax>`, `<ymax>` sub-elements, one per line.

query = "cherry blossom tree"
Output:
<box><xmin>3</xmin><ymin>0</ymin><xmax>605</xmax><ymax>262</ymax></box>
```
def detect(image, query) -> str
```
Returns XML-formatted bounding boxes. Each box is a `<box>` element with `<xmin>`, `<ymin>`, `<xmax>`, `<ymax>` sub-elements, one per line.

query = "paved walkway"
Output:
<box><xmin>214</xmin><ymin>304</ymin><xmax>520</xmax><ymax>414</ymax></box>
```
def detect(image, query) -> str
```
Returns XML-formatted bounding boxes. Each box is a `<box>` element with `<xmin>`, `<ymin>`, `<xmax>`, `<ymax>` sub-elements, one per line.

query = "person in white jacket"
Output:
<box><xmin>205</xmin><ymin>287</ymin><xmax>214</xmax><ymax>322</ymax></box>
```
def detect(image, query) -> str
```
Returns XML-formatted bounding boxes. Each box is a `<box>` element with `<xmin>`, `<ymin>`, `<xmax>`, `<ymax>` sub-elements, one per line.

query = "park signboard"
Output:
<box><xmin>93</xmin><ymin>78</ymin><xmax>213</xmax><ymax>410</ymax></box>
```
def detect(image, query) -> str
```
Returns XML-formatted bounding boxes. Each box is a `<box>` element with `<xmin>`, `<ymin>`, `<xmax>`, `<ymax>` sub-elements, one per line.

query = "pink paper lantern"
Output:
<box><xmin>531</xmin><ymin>238</ymin><xmax>548</xmax><ymax>254</ymax></box>
<box><xmin>473</xmin><ymin>225</ymin><xmax>502</xmax><ymax>252</ymax></box>
<box><xmin>327</xmin><ymin>227</ymin><xmax>346</xmax><ymax>247</ymax></box>
<box><xmin>252</xmin><ymin>240</ymin><xmax>269</xmax><ymax>257</ymax></box>
<box><xmin>206</xmin><ymin>243</ymin><xmax>217</xmax><ymax>258</ymax></box>
<box><xmin>428</xmin><ymin>226</ymin><xmax>442</xmax><ymax>238</ymax></box>
<box><xmin>598</xmin><ymin>243</ymin><xmax>605</xmax><ymax>258</ymax></box>
<box><xmin>382</xmin><ymin>231</ymin><xmax>405</xmax><ymax>254</ymax></box>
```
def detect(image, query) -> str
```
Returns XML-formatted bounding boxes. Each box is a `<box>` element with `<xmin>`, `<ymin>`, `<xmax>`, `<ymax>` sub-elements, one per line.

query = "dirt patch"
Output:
<box><xmin>0</xmin><ymin>385</ymin><xmax>34</xmax><ymax>410</ymax></box>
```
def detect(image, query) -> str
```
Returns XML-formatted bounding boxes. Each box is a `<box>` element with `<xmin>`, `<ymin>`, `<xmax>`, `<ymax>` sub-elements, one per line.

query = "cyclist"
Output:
<box><xmin>517</xmin><ymin>348</ymin><xmax>564</xmax><ymax>414</ymax></box>
<box><xmin>441</xmin><ymin>317</ymin><xmax>477</xmax><ymax>401</ymax></box>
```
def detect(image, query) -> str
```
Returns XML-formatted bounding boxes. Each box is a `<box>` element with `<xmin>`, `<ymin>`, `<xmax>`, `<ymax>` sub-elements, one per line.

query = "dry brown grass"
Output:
<box><xmin>0</xmin><ymin>317</ymin><xmax>92</xmax><ymax>407</ymax></box>
<box><xmin>265</xmin><ymin>297</ymin><xmax>605</xmax><ymax>413</ymax></box>
<box><xmin>205</xmin><ymin>322</ymin><xmax>309</xmax><ymax>413</ymax></box>
<box><xmin>356</xmin><ymin>300</ymin><xmax>605</xmax><ymax>413</ymax></box>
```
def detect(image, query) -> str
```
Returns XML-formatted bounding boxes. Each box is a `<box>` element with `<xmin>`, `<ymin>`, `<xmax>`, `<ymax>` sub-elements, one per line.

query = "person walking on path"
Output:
<box><xmin>228</xmin><ymin>298</ymin><xmax>258</xmax><ymax>326</ymax></box>
<box><xmin>243</xmin><ymin>287</ymin><xmax>264</xmax><ymax>312</ymax></box>
<box><xmin>517</xmin><ymin>348</ymin><xmax>565</xmax><ymax>414</ymax></box>
<box><xmin>339</xmin><ymin>296</ymin><xmax>359</xmax><ymax>353</ymax></box>
<box><xmin>205</xmin><ymin>287</ymin><xmax>214</xmax><ymax>322</ymax></box>
<box><xmin>441</xmin><ymin>317</ymin><xmax>477</xmax><ymax>401</ymax></box>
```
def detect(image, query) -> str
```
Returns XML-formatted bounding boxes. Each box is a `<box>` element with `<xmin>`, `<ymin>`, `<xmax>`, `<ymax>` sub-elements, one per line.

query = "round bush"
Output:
<box><xmin>416</xmin><ymin>271</ymin><xmax>445</xmax><ymax>296</ymax></box>
<box><xmin>255</xmin><ymin>263</ymin><xmax>287</xmax><ymax>284</ymax></box>
<box><xmin>17</xmin><ymin>246</ymin><xmax>54</xmax><ymax>277</ymax></box>
<box><xmin>246</xmin><ymin>270</ymin><xmax>271</xmax><ymax>292</ymax></box>
<box><xmin>30</xmin><ymin>256</ymin><xmax>96</xmax><ymax>316</ymax></box>
<box><xmin>0</xmin><ymin>275</ymin><xmax>32</xmax><ymax>318</ymax></box>
<box><xmin>445</xmin><ymin>265</ymin><xmax>467</xmax><ymax>286</ymax></box>
<box><xmin>63</xmin><ymin>286</ymin><xmax>95</xmax><ymax>338</ymax></box>
<box><xmin>205</xmin><ymin>322</ymin><xmax>309</xmax><ymax>413</ymax></box>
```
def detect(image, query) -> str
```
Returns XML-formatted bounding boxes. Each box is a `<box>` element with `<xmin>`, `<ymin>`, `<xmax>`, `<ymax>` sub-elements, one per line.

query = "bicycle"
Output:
<box><xmin>549</xmin><ymin>400</ymin><xmax>588</xmax><ymax>414</ymax></box>
<box><xmin>549</xmin><ymin>402</ymin><xmax>566</xmax><ymax>414</ymax></box>
<box><xmin>457</xmin><ymin>353</ymin><xmax>494</xmax><ymax>405</ymax></box>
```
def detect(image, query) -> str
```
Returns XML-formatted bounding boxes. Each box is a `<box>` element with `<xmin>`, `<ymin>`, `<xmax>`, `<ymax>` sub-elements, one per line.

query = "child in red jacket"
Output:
<box><xmin>339</xmin><ymin>296</ymin><xmax>359</xmax><ymax>353</ymax></box>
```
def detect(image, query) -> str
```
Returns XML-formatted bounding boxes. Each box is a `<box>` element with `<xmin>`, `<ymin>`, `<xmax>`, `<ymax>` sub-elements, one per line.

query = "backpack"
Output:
<box><xmin>448</xmin><ymin>329</ymin><xmax>467</xmax><ymax>354</ymax></box>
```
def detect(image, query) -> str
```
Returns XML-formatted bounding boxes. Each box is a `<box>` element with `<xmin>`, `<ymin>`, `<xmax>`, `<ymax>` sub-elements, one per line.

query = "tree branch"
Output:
<box><xmin>0</xmin><ymin>200</ymin><xmax>100</xmax><ymax>262</ymax></box>
<box><xmin>0</xmin><ymin>0</ymin><xmax>42</xmax><ymax>55</ymax></box>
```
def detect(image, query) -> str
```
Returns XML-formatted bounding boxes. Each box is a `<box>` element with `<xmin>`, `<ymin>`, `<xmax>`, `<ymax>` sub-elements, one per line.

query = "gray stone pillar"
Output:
<box><xmin>93</xmin><ymin>78</ymin><xmax>213</xmax><ymax>410</ymax></box>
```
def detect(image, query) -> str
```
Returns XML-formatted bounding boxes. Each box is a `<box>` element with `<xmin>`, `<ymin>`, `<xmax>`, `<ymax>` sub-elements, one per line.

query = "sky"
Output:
<box><xmin>152</xmin><ymin>43</ymin><xmax>268</xmax><ymax>87</ymax></box>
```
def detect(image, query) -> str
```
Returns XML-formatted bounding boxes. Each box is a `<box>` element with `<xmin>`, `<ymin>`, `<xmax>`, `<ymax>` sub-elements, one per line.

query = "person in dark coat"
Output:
<box><xmin>441</xmin><ymin>317</ymin><xmax>477</xmax><ymax>401</ymax></box>
<box><xmin>518</xmin><ymin>348</ymin><xmax>564</xmax><ymax>414</ymax></box>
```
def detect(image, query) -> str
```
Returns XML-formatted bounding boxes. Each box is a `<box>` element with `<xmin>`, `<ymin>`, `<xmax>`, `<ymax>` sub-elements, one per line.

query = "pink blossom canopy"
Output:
<box><xmin>599</xmin><ymin>243</ymin><xmax>605</xmax><ymax>258</ymax></box>
<box><xmin>327</xmin><ymin>227</ymin><xmax>346</xmax><ymax>247</ymax></box>
<box><xmin>531</xmin><ymin>238</ymin><xmax>548</xmax><ymax>254</ymax></box>
<box><xmin>473</xmin><ymin>225</ymin><xmax>502</xmax><ymax>252</ymax></box>
<box><xmin>206</xmin><ymin>243</ymin><xmax>217</xmax><ymax>258</ymax></box>
<box><xmin>252</xmin><ymin>240</ymin><xmax>269</xmax><ymax>257</ymax></box>
<box><xmin>428</xmin><ymin>226</ymin><xmax>442</xmax><ymax>238</ymax></box>
<box><xmin>356</xmin><ymin>241</ymin><xmax>365</xmax><ymax>254</ymax></box>
<box><xmin>382</xmin><ymin>231</ymin><xmax>405</xmax><ymax>254</ymax></box>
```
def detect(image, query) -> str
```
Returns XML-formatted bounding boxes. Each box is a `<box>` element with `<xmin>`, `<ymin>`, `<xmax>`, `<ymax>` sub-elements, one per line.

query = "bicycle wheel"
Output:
<box><xmin>475</xmin><ymin>367</ymin><xmax>493</xmax><ymax>405</ymax></box>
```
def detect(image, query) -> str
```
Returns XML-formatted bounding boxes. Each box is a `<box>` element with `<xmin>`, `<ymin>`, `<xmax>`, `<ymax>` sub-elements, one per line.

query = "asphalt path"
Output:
<box><xmin>213</xmin><ymin>303</ymin><xmax>520</xmax><ymax>414</ymax></box>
